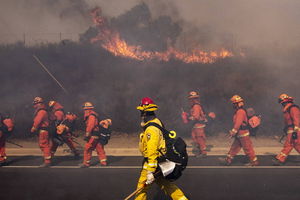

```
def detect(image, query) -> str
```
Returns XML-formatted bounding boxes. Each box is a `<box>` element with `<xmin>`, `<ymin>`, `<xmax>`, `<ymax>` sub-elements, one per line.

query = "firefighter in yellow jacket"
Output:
<box><xmin>134</xmin><ymin>97</ymin><xmax>188</xmax><ymax>200</ymax></box>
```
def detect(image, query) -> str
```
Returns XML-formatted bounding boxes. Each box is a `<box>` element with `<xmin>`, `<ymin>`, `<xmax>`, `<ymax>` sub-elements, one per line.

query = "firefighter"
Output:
<box><xmin>135</xmin><ymin>97</ymin><xmax>188</xmax><ymax>200</ymax></box>
<box><xmin>273</xmin><ymin>94</ymin><xmax>300</xmax><ymax>165</ymax></box>
<box><xmin>49</xmin><ymin>100</ymin><xmax>80</xmax><ymax>158</ymax></box>
<box><xmin>182</xmin><ymin>91</ymin><xmax>208</xmax><ymax>157</ymax></box>
<box><xmin>48</xmin><ymin>100</ymin><xmax>65</xmax><ymax>146</ymax></box>
<box><xmin>0</xmin><ymin>114</ymin><xmax>14</xmax><ymax>165</ymax></box>
<box><xmin>222</xmin><ymin>95</ymin><xmax>258</xmax><ymax>166</ymax></box>
<box><xmin>30</xmin><ymin>97</ymin><xmax>52</xmax><ymax>167</ymax></box>
<box><xmin>79</xmin><ymin>102</ymin><xmax>107</xmax><ymax>168</ymax></box>
<box><xmin>49</xmin><ymin>100</ymin><xmax>65</xmax><ymax>124</ymax></box>
<box><xmin>55</xmin><ymin>112</ymin><xmax>80</xmax><ymax>159</ymax></box>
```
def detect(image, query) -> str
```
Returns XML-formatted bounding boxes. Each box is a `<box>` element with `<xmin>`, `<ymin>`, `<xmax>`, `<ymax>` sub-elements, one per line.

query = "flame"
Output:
<box><xmin>90</xmin><ymin>7</ymin><xmax>234</xmax><ymax>64</ymax></box>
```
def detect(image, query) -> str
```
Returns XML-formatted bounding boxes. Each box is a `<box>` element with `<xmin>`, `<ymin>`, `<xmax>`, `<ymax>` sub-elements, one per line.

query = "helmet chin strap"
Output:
<box><xmin>233</xmin><ymin>102</ymin><xmax>244</xmax><ymax>109</ymax></box>
<box><xmin>141</xmin><ymin>111</ymin><xmax>156</xmax><ymax>123</ymax></box>
<box><xmin>281</xmin><ymin>101</ymin><xmax>292</xmax><ymax>107</ymax></box>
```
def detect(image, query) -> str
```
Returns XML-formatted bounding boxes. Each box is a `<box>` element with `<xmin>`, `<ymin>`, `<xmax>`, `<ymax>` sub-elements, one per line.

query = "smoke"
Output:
<box><xmin>145</xmin><ymin>0</ymin><xmax>300</xmax><ymax>52</ymax></box>
<box><xmin>2</xmin><ymin>0</ymin><xmax>300</xmax><ymax>51</ymax></box>
<box><xmin>0</xmin><ymin>0</ymin><xmax>91</xmax><ymax>44</ymax></box>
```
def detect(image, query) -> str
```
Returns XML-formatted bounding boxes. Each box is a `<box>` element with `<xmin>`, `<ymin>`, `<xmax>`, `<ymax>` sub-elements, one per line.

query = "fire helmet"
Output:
<box><xmin>188</xmin><ymin>91</ymin><xmax>200</xmax><ymax>99</ymax></box>
<box><xmin>48</xmin><ymin>100</ymin><xmax>56</xmax><ymax>107</ymax></box>
<box><xmin>230</xmin><ymin>95</ymin><xmax>244</xmax><ymax>104</ymax></box>
<box><xmin>136</xmin><ymin>97</ymin><xmax>158</xmax><ymax>112</ymax></box>
<box><xmin>278</xmin><ymin>93</ymin><xmax>293</xmax><ymax>104</ymax></box>
<box><xmin>106</xmin><ymin>119</ymin><xmax>112</xmax><ymax>126</ymax></box>
<box><xmin>82</xmin><ymin>102</ymin><xmax>94</xmax><ymax>110</ymax></box>
<box><xmin>33</xmin><ymin>97</ymin><xmax>44</xmax><ymax>105</ymax></box>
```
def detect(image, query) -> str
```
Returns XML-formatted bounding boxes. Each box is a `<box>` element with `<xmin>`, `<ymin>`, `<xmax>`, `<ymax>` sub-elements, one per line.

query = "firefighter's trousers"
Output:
<box><xmin>134</xmin><ymin>168</ymin><xmax>188</xmax><ymax>200</ymax></box>
<box><xmin>191</xmin><ymin>127</ymin><xmax>206</xmax><ymax>154</ymax></box>
<box><xmin>83</xmin><ymin>136</ymin><xmax>107</xmax><ymax>165</ymax></box>
<box><xmin>38</xmin><ymin>130</ymin><xmax>52</xmax><ymax>164</ymax></box>
<box><xmin>227</xmin><ymin>133</ymin><xmax>257</xmax><ymax>163</ymax></box>
<box><xmin>51</xmin><ymin>133</ymin><xmax>78</xmax><ymax>155</ymax></box>
<box><xmin>0</xmin><ymin>133</ymin><xmax>7</xmax><ymax>162</ymax></box>
<box><xmin>276</xmin><ymin>131</ymin><xmax>300</xmax><ymax>163</ymax></box>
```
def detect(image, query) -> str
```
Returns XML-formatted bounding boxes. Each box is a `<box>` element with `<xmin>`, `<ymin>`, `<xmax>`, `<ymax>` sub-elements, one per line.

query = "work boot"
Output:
<box><xmin>39</xmin><ymin>163</ymin><xmax>51</xmax><ymax>168</ymax></box>
<box><xmin>79</xmin><ymin>163</ymin><xmax>89</xmax><ymax>168</ymax></box>
<box><xmin>0</xmin><ymin>159</ymin><xmax>8</xmax><ymax>166</ymax></box>
<box><xmin>272</xmin><ymin>158</ymin><xmax>284</xmax><ymax>166</ymax></box>
<box><xmin>196</xmin><ymin>153</ymin><xmax>207</xmax><ymax>158</ymax></box>
<box><xmin>244</xmin><ymin>160</ymin><xmax>259</xmax><ymax>166</ymax></box>
<box><xmin>73</xmin><ymin>152</ymin><xmax>80</xmax><ymax>160</ymax></box>
<box><xmin>218</xmin><ymin>157</ymin><xmax>231</xmax><ymax>166</ymax></box>
<box><xmin>100</xmin><ymin>161</ymin><xmax>107</xmax><ymax>166</ymax></box>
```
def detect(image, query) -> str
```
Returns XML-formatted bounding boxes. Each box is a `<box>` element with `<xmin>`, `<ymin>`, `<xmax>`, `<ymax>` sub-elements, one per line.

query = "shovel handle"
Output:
<box><xmin>124</xmin><ymin>185</ymin><xmax>145</xmax><ymax>200</ymax></box>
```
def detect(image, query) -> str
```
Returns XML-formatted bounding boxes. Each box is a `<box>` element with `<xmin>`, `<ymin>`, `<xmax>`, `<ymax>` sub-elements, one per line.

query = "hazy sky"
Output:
<box><xmin>1</xmin><ymin>0</ymin><xmax>300</xmax><ymax>50</ymax></box>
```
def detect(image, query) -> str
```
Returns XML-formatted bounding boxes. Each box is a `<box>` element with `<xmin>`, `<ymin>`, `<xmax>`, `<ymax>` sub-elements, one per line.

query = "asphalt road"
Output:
<box><xmin>2</xmin><ymin>155</ymin><xmax>300</xmax><ymax>166</ymax></box>
<box><xmin>1</xmin><ymin>156</ymin><xmax>300</xmax><ymax>200</ymax></box>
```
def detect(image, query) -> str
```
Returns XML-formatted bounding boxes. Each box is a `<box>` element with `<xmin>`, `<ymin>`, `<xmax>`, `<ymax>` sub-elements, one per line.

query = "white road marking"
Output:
<box><xmin>2</xmin><ymin>166</ymin><xmax>300</xmax><ymax>169</ymax></box>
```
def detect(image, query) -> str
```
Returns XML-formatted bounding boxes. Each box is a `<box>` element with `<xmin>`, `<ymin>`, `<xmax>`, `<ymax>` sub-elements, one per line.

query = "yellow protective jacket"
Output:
<box><xmin>139</xmin><ymin>118</ymin><xmax>166</xmax><ymax>173</ymax></box>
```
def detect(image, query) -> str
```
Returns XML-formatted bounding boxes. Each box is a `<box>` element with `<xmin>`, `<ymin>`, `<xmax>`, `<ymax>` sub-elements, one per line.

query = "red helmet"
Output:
<box><xmin>137</xmin><ymin>97</ymin><xmax>158</xmax><ymax>112</ymax></box>
<box><xmin>141</xmin><ymin>97</ymin><xmax>154</xmax><ymax>105</ymax></box>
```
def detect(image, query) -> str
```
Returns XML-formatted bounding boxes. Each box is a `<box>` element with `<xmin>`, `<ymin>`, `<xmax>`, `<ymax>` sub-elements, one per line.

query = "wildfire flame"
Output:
<box><xmin>90</xmin><ymin>7</ymin><xmax>234</xmax><ymax>64</ymax></box>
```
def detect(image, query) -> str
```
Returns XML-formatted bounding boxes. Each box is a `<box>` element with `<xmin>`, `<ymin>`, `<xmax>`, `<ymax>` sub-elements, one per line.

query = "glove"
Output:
<box><xmin>83</xmin><ymin>136</ymin><xmax>90</xmax><ymax>142</ymax></box>
<box><xmin>30</xmin><ymin>127</ymin><xmax>37</xmax><ymax>133</ymax></box>
<box><xmin>84</xmin><ymin>132</ymin><xmax>91</xmax><ymax>141</ymax></box>
<box><xmin>228</xmin><ymin>128</ymin><xmax>237</xmax><ymax>138</ymax></box>
<box><xmin>145</xmin><ymin>171</ymin><xmax>155</xmax><ymax>185</ymax></box>
<box><xmin>208</xmin><ymin>112</ymin><xmax>216</xmax><ymax>119</ymax></box>
<box><xmin>292</xmin><ymin>126</ymin><xmax>299</xmax><ymax>140</ymax></box>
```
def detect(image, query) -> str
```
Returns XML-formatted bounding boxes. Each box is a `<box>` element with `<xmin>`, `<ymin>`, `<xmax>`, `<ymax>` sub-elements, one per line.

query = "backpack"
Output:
<box><xmin>284</xmin><ymin>104</ymin><xmax>300</xmax><ymax>130</ymax></box>
<box><xmin>143</xmin><ymin>122</ymin><xmax>188</xmax><ymax>181</ymax></box>
<box><xmin>245</xmin><ymin>108</ymin><xmax>261</xmax><ymax>136</ymax></box>
<box><xmin>88</xmin><ymin>113</ymin><xmax>112</xmax><ymax>145</ymax></box>
<box><xmin>2</xmin><ymin>118</ymin><xmax>14</xmax><ymax>133</ymax></box>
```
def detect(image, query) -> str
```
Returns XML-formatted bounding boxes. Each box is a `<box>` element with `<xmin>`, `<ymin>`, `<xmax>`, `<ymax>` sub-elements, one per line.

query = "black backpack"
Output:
<box><xmin>143</xmin><ymin>122</ymin><xmax>188</xmax><ymax>181</ymax></box>
<box><xmin>87</xmin><ymin>113</ymin><xmax>111</xmax><ymax>145</ymax></box>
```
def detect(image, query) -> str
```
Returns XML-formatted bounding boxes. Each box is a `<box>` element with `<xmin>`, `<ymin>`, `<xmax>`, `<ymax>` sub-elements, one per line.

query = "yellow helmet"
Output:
<box><xmin>48</xmin><ymin>100</ymin><xmax>56</xmax><ymax>107</ymax></box>
<box><xmin>136</xmin><ymin>97</ymin><xmax>158</xmax><ymax>112</ymax></box>
<box><xmin>278</xmin><ymin>93</ymin><xmax>293</xmax><ymax>104</ymax></box>
<box><xmin>230</xmin><ymin>95</ymin><xmax>244</xmax><ymax>104</ymax></box>
<box><xmin>82</xmin><ymin>102</ymin><xmax>94</xmax><ymax>110</ymax></box>
<box><xmin>106</xmin><ymin>119</ymin><xmax>112</xmax><ymax>126</ymax></box>
<box><xmin>188</xmin><ymin>91</ymin><xmax>200</xmax><ymax>99</ymax></box>
<box><xmin>33</xmin><ymin>97</ymin><xmax>43</xmax><ymax>105</ymax></box>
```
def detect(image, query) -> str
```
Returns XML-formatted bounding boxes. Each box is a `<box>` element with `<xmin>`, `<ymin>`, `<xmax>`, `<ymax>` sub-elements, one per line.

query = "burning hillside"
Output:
<box><xmin>88</xmin><ymin>7</ymin><xmax>233</xmax><ymax>64</ymax></box>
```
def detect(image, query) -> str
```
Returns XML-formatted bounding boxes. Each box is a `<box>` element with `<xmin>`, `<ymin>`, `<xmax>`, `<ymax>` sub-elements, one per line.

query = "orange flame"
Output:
<box><xmin>90</xmin><ymin>7</ymin><xmax>234</xmax><ymax>64</ymax></box>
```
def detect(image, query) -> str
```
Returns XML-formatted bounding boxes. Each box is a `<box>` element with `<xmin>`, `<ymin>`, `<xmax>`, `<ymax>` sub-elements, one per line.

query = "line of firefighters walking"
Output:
<box><xmin>0</xmin><ymin>92</ymin><xmax>300</xmax><ymax>169</ymax></box>
<box><xmin>1</xmin><ymin>92</ymin><xmax>300</xmax><ymax>200</ymax></box>
<box><xmin>181</xmin><ymin>91</ymin><xmax>300</xmax><ymax>166</ymax></box>
<box><xmin>0</xmin><ymin>97</ymin><xmax>112</xmax><ymax>168</ymax></box>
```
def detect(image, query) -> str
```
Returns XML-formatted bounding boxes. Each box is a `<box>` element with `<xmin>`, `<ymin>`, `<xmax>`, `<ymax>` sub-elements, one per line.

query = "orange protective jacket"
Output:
<box><xmin>50</xmin><ymin>103</ymin><xmax>65</xmax><ymax>122</ymax></box>
<box><xmin>84</xmin><ymin>110</ymin><xmax>99</xmax><ymax>133</ymax></box>
<box><xmin>190</xmin><ymin>103</ymin><xmax>207</xmax><ymax>127</ymax></box>
<box><xmin>233</xmin><ymin>108</ymin><xmax>249</xmax><ymax>134</ymax></box>
<box><xmin>33</xmin><ymin>104</ymin><xmax>49</xmax><ymax>130</ymax></box>
<box><xmin>283</xmin><ymin>103</ymin><xmax>300</xmax><ymax>129</ymax></box>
